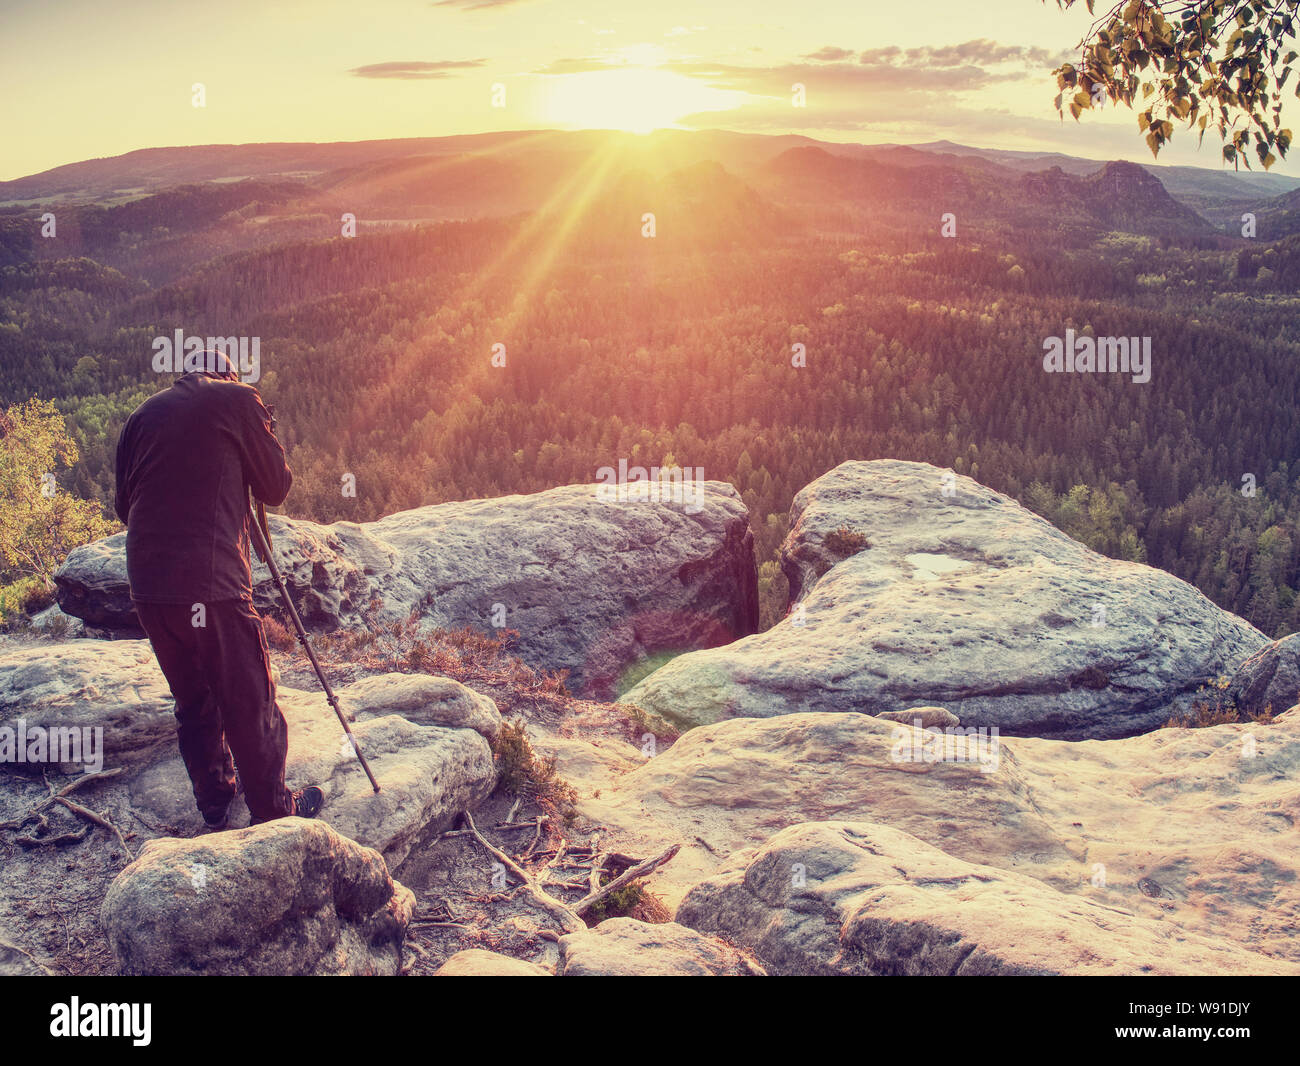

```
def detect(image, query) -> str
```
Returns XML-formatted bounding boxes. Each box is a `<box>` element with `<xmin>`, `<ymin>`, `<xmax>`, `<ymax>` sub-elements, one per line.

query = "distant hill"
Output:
<box><xmin>1250</xmin><ymin>184</ymin><xmax>1300</xmax><ymax>240</ymax></box>
<box><xmin>900</xmin><ymin>139</ymin><xmax>1300</xmax><ymax>200</ymax></box>
<box><xmin>6</xmin><ymin>129</ymin><xmax>1291</xmax><ymax>220</ymax></box>
<box><xmin>762</xmin><ymin>146</ymin><xmax>1213</xmax><ymax>239</ymax></box>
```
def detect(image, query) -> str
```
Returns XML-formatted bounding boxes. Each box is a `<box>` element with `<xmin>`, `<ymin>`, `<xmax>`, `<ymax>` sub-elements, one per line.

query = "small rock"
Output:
<box><xmin>435</xmin><ymin>949</ymin><xmax>551</xmax><ymax>976</ymax></box>
<box><xmin>558</xmin><ymin>918</ymin><xmax>764</xmax><ymax>976</ymax></box>
<box><xmin>101</xmin><ymin>818</ymin><xmax>414</xmax><ymax>975</ymax></box>
<box><xmin>876</xmin><ymin>706</ymin><xmax>960</xmax><ymax>729</ymax></box>
<box><xmin>1226</xmin><ymin>634</ymin><xmax>1300</xmax><ymax>719</ymax></box>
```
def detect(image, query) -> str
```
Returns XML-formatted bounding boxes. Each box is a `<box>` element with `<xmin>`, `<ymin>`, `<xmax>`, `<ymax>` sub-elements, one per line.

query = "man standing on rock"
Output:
<box><xmin>114</xmin><ymin>350</ymin><xmax>324</xmax><ymax>831</ymax></box>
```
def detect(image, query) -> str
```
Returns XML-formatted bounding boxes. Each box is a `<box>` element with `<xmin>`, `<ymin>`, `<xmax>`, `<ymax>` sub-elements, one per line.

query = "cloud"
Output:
<box><xmin>349</xmin><ymin>59</ymin><xmax>487</xmax><ymax>79</ymax></box>
<box><xmin>660</xmin><ymin>39</ymin><xmax>1080</xmax><ymax>146</ymax></box>
<box><xmin>664</xmin><ymin>58</ymin><xmax>1007</xmax><ymax>95</ymax></box>
<box><xmin>861</xmin><ymin>38</ymin><xmax>1071</xmax><ymax>69</ymax></box>
<box><xmin>804</xmin><ymin>46</ymin><xmax>855</xmax><ymax>62</ymax></box>
<box><xmin>531</xmin><ymin>56</ymin><xmax>626</xmax><ymax>75</ymax></box>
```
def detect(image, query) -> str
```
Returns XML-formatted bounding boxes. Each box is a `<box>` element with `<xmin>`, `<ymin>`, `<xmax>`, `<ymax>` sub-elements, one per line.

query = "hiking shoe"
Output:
<box><xmin>202</xmin><ymin>802</ymin><xmax>231</xmax><ymax>832</ymax></box>
<box><xmin>292</xmin><ymin>785</ymin><xmax>325</xmax><ymax>819</ymax></box>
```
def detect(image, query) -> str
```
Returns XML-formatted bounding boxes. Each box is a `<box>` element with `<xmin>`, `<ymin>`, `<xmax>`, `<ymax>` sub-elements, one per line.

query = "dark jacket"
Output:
<box><xmin>115</xmin><ymin>373</ymin><xmax>293</xmax><ymax>605</ymax></box>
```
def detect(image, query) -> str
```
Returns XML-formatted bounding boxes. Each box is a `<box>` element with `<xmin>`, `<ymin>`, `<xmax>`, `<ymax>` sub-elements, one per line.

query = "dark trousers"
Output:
<box><xmin>135</xmin><ymin>597</ymin><xmax>293</xmax><ymax>823</ymax></box>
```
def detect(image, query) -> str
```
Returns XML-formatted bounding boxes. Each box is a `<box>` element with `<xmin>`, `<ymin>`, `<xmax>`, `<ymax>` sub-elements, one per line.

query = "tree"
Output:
<box><xmin>1048</xmin><ymin>1</ymin><xmax>1296</xmax><ymax>168</ymax></box>
<box><xmin>0</xmin><ymin>398</ymin><xmax>116</xmax><ymax>590</ymax></box>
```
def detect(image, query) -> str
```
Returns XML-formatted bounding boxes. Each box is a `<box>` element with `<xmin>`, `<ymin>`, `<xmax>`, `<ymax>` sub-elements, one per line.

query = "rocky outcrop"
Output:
<box><xmin>101</xmin><ymin>818</ymin><xmax>414</xmax><ymax>975</ymax></box>
<box><xmin>580</xmin><ymin>711</ymin><xmax>1066</xmax><ymax>909</ymax></box>
<box><xmin>55</xmin><ymin>480</ymin><xmax>759</xmax><ymax>697</ymax></box>
<box><xmin>620</xmin><ymin>460</ymin><xmax>1266</xmax><ymax>738</ymax></box>
<box><xmin>0</xmin><ymin>639</ymin><xmax>497</xmax><ymax>864</ymax></box>
<box><xmin>557</xmin><ymin>918</ymin><xmax>765</xmax><ymax>976</ymax></box>
<box><xmin>1226</xmin><ymin>634</ymin><xmax>1300</xmax><ymax>719</ymax></box>
<box><xmin>676</xmin><ymin>821</ymin><xmax>1297</xmax><ymax>976</ymax></box>
<box><xmin>0</xmin><ymin>640</ymin><xmax>176</xmax><ymax>767</ymax></box>
<box><xmin>435</xmin><ymin>949</ymin><xmax>551</xmax><ymax>976</ymax></box>
<box><xmin>28</xmin><ymin>605</ymin><xmax>85</xmax><ymax>638</ymax></box>
<box><xmin>343</xmin><ymin>672</ymin><xmax>502</xmax><ymax>741</ymax></box>
<box><xmin>128</xmin><ymin>678</ymin><xmax>497</xmax><ymax>866</ymax></box>
<box><xmin>49</xmin><ymin>534</ymin><xmax>136</xmax><ymax>631</ymax></box>
<box><xmin>573</xmin><ymin>707</ymin><xmax>1300</xmax><ymax>970</ymax></box>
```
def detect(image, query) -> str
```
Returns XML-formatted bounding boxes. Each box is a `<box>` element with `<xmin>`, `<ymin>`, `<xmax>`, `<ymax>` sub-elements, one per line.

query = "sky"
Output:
<box><xmin>2</xmin><ymin>0</ymin><xmax>1295</xmax><ymax>180</ymax></box>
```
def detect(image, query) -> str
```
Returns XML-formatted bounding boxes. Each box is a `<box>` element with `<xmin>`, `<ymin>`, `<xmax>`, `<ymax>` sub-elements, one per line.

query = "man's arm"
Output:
<box><xmin>113</xmin><ymin>424</ymin><xmax>132</xmax><ymax>526</ymax></box>
<box><xmin>239</xmin><ymin>388</ymin><xmax>293</xmax><ymax>506</ymax></box>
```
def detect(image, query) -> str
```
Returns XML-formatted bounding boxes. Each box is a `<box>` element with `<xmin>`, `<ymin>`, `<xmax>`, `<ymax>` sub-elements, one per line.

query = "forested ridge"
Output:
<box><xmin>2</xmin><ymin>135</ymin><xmax>1299</xmax><ymax>635</ymax></box>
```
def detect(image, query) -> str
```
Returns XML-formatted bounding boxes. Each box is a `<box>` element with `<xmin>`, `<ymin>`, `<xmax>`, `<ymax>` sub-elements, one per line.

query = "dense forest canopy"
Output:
<box><xmin>1</xmin><ymin>131</ymin><xmax>1298</xmax><ymax>635</ymax></box>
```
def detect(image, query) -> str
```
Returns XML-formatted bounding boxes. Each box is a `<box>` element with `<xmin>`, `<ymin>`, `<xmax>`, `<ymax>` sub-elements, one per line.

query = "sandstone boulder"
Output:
<box><xmin>676</xmin><ymin>821</ymin><xmax>1297</xmax><ymax>976</ymax></box>
<box><xmin>435</xmin><ymin>949</ymin><xmax>551</xmax><ymax>976</ymax></box>
<box><xmin>51</xmin><ymin>533</ymin><xmax>135</xmax><ymax>630</ymax></box>
<box><xmin>1226</xmin><ymin>633</ymin><xmax>1300</xmax><ymax>719</ymax></box>
<box><xmin>582</xmin><ymin>711</ymin><xmax>1066</xmax><ymax>909</ymax></box>
<box><xmin>342</xmin><ymin>672</ymin><xmax>501</xmax><ymax>741</ymax></box>
<box><xmin>876</xmin><ymin>706</ymin><xmax>959</xmax><ymax>728</ymax></box>
<box><xmin>130</xmin><ymin>695</ymin><xmax>496</xmax><ymax>867</ymax></box>
<box><xmin>557</xmin><ymin>918</ymin><xmax>764</xmax><ymax>976</ymax></box>
<box><xmin>0</xmin><ymin>639</ymin><xmax>497</xmax><ymax>864</ymax></box>
<box><xmin>0</xmin><ymin>640</ymin><xmax>175</xmax><ymax>767</ymax></box>
<box><xmin>56</xmin><ymin>480</ymin><xmax>758</xmax><ymax>697</ymax></box>
<box><xmin>621</xmin><ymin>460</ymin><xmax>1265</xmax><ymax>738</ymax></box>
<box><xmin>101</xmin><ymin>818</ymin><xmax>415</xmax><ymax>975</ymax></box>
<box><xmin>574</xmin><ymin>708</ymin><xmax>1300</xmax><ymax>967</ymax></box>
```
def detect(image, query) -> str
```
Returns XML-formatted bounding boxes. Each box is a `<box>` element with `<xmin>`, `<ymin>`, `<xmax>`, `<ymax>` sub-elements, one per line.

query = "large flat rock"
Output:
<box><xmin>620</xmin><ymin>460</ymin><xmax>1266</xmax><ymax>738</ymax></box>
<box><xmin>0</xmin><ymin>638</ymin><xmax>498</xmax><ymax>865</ymax></box>
<box><xmin>676</xmin><ymin>821</ymin><xmax>1298</xmax><ymax>976</ymax></box>
<box><xmin>0</xmin><ymin>640</ymin><xmax>175</xmax><ymax>766</ymax></box>
<box><xmin>56</xmin><ymin>480</ymin><xmax>759</xmax><ymax>697</ymax></box>
<box><xmin>572</xmin><ymin>707</ymin><xmax>1300</xmax><ymax>970</ymax></box>
<box><xmin>129</xmin><ymin>682</ymin><xmax>497</xmax><ymax>867</ymax></box>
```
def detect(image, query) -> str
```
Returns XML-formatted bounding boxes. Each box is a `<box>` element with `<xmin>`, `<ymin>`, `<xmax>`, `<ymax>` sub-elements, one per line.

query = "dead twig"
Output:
<box><xmin>0</xmin><ymin>768</ymin><xmax>124</xmax><ymax>831</ymax></box>
<box><xmin>53</xmin><ymin>797</ymin><xmax>134</xmax><ymax>861</ymax></box>
<box><xmin>588</xmin><ymin>851</ymin><xmax>607</xmax><ymax>896</ymax></box>
<box><xmin>520</xmin><ymin>816</ymin><xmax>546</xmax><ymax>861</ymax></box>
<box><xmin>538</xmin><ymin>839</ymin><xmax>567</xmax><ymax>884</ymax></box>
<box><xmin>15</xmin><ymin>827</ymin><xmax>91</xmax><ymax>848</ymax></box>
<box><xmin>573</xmin><ymin>844</ymin><xmax>680</xmax><ymax>917</ymax></box>
<box><xmin>460</xmin><ymin>810</ymin><xmax>584</xmax><ymax>934</ymax></box>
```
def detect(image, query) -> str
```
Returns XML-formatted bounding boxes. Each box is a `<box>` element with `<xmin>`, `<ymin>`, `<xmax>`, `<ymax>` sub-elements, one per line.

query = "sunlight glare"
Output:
<box><xmin>538</xmin><ymin>68</ymin><xmax>744</xmax><ymax>134</ymax></box>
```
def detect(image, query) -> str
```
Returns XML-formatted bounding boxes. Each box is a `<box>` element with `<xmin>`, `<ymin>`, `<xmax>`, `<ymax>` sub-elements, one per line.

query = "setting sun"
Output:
<box><xmin>535</xmin><ymin>67</ymin><xmax>747</xmax><ymax>134</ymax></box>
